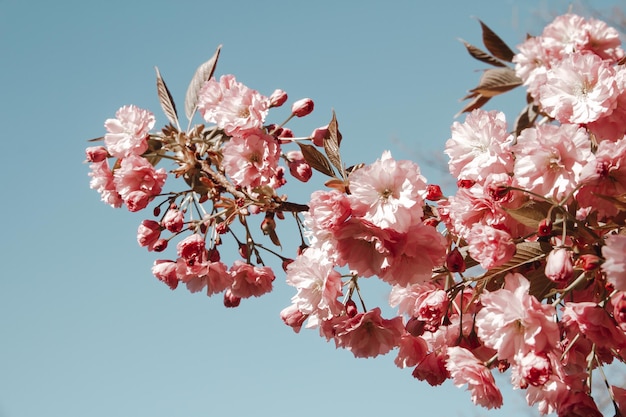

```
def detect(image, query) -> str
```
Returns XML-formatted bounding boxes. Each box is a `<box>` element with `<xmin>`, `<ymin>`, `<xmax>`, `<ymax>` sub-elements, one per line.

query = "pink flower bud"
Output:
<box><xmin>153</xmin><ymin>239</ymin><xmax>168</xmax><ymax>252</ymax></box>
<box><xmin>162</xmin><ymin>209</ymin><xmax>185</xmax><ymax>233</ymax></box>
<box><xmin>575</xmin><ymin>254</ymin><xmax>601</xmax><ymax>271</ymax></box>
<box><xmin>446</xmin><ymin>247</ymin><xmax>466</xmax><ymax>273</ymax></box>
<box><xmin>223</xmin><ymin>289</ymin><xmax>241</xmax><ymax>308</ymax></box>
<box><xmin>311</xmin><ymin>125</ymin><xmax>329</xmax><ymax>147</ymax></box>
<box><xmin>545</xmin><ymin>248</ymin><xmax>573</xmax><ymax>283</ymax></box>
<box><xmin>537</xmin><ymin>219</ymin><xmax>552</xmax><ymax>237</ymax></box>
<box><xmin>85</xmin><ymin>146</ymin><xmax>108</xmax><ymax>163</ymax></box>
<box><xmin>286</xmin><ymin>150</ymin><xmax>312</xmax><ymax>182</ymax></box>
<box><xmin>457</xmin><ymin>179</ymin><xmax>475</xmax><ymax>189</ymax></box>
<box><xmin>291</xmin><ymin>98</ymin><xmax>314</xmax><ymax>117</ymax></box>
<box><xmin>269</xmin><ymin>89</ymin><xmax>288</xmax><ymax>108</ymax></box>
<box><xmin>425</xmin><ymin>184</ymin><xmax>443</xmax><ymax>201</ymax></box>
<box><xmin>260</xmin><ymin>216</ymin><xmax>276</xmax><ymax>235</ymax></box>
<box><xmin>345</xmin><ymin>299</ymin><xmax>358</xmax><ymax>318</ymax></box>
<box><xmin>280</xmin><ymin>304</ymin><xmax>307</xmax><ymax>333</ymax></box>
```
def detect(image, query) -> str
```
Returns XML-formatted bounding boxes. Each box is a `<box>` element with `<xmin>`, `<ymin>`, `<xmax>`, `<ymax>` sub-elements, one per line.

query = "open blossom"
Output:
<box><xmin>88</xmin><ymin>159</ymin><xmax>123</xmax><ymax>208</ymax></box>
<box><xmin>444</xmin><ymin>109</ymin><xmax>513</xmax><ymax>183</ymax></box>
<box><xmin>539</xmin><ymin>52</ymin><xmax>617</xmax><ymax>124</ymax></box>
<box><xmin>229</xmin><ymin>260</ymin><xmax>275</xmax><ymax>298</ymax></box>
<box><xmin>467</xmin><ymin>224</ymin><xmax>515</xmax><ymax>270</ymax></box>
<box><xmin>197</xmin><ymin>74</ymin><xmax>270</xmax><ymax>136</ymax></box>
<box><xmin>562</xmin><ymin>302</ymin><xmax>626</xmax><ymax>350</ymax></box>
<box><xmin>602</xmin><ymin>234</ymin><xmax>626</xmax><ymax>291</ymax></box>
<box><xmin>222</xmin><ymin>129</ymin><xmax>281</xmax><ymax>188</ymax></box>
<box><xmin>446</xmin><ymin>347</ymin><xmax>503</xmax><ymax>409</ymax></box>
<box><xmin>137</xmin><ymin>219</ymin><xmax>162</xmax><ymax>251</ymax></box>
<box><xmin>285</xmin><ymin>247</ymin><xmax>343</xmax><ymax>327</ymax></box>
<box><xmin>113</xmin><ymin>154</ymin><xmax>167</xmax><ymax>212</ymax></box>
<box><xmin>394</xmin><ymin>334</ymin><xmax>429</xmax><ymax>368</ymax></box>
<box><xmin>512</xmin><ymin>124</ymin><xmax>591</xmax><ymax>199</ymax></box>
<box><xmin>348</xmin><ymin>150</ymin><xmax>426</xmax><ymax>233</ymax></box>
<box><xmin>151</xmin><ymin>259</ymin><xmax>179</xmax><ymax>290</ymax></box>
<box><xmin>328</xmin><ymin>307</ymin><xmax>404</xmax><ymax>358</ymax></box>
<box><xmin>104</xmin><ymin>105</ymin><xmax>155</xmax><ymax>158</ymax></box>
<box><xmin>475</xmin><ymin>273</ymin><xmax>559</xmax><ymax>361</ymax></box>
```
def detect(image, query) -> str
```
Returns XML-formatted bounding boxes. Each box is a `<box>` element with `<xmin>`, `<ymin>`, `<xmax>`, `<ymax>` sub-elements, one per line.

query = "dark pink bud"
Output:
<box><xmin>311</xmin><ymin>125</ymin><xmax>329</xmax><ymax>147</ymax></box>
<box><xmin>537</xmin><ymin>219</ymin><xmax>552</xmax><ymax>237</ymax></box>
<box><xmin>223</xmin><ymin>289</ymin><xmax>241</xmax><ymax>308</ymax></box>
<box><xmin>269</xmin><ymin>89</ymin><xmax>288</xmax><ymax>108</ymax></box>
<box><xmin>153</xmin><ymin>239</ymin><xmax>168</xmax><ymax>252</ymax></box>
<box><xmin>575</xmin><ymin>254</ymin><xmax>601</xmax><ymax>271</ymax></box>
<box><xmin>291</xmin><ymin>98</ymin><xmax>314</xmax><ymax>117</ymax></box>
<box><xmin>425</xmin><ymin>184</ymin><xmax>443</xmax><ymax>201</ymax></box>
<box><xmin>85</xmin><ymin>146</ymin><xmax>108</xmax><ymax>162</ymax></box>
<box><xmin>445</xmin><ymin>247</ymin><xmax>466</xmax><ymax>273</ymax></box>
<box><xmin>457</xmin><ymin>179</ymin><xmax>475</xmax><ymax>189</ymax></box>
<box><xmin>345</xmin><ymin>299</ymin><xmax>358</xmax><ymax>318</ymax></box>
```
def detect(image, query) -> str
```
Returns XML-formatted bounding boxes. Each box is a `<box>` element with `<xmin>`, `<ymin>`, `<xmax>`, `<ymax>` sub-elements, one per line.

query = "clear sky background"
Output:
<box><xmin>2</xmin><ymin>1</ymin><xmax>625</xmax><ymax>416</ymax></box>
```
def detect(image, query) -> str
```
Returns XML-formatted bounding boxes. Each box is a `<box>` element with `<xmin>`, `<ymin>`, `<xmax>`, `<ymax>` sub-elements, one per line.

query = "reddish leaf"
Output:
<box><xmin>185</xmin><ymin>45</ymin><xmax>222</xmax><ymax>120</ymax></box>
<box><xmin>297</xmin><ymin>142</ymin><xmax>336</xmax><ymax>177</ymax></box>
<box><xmin>460</xmin><ymin>39</ymin><xmax>507</xmax><ymax>67</ymax></box>
<box><xmin>324</xmin><ymin>111</ymin><xmax>345</xmax><ymax>179</ymax></box>
<box><xmin>469</xmin><ymin>68</ymin><xmax>522</xmax><ymax>97</ymax></box>
<box><xmin>479</xmin><ymin>20</ymin><xmax>515</xmax><ymax>62</ymax></box>
<box><xmin>155</xmin><ymin>66</ymin><xmax>179</xmax><ymax>129</ymax></box>
<box><xmin>457</xmin><ymin>94</ymin><xmax>491</xmax><ymax>115</ymax></box>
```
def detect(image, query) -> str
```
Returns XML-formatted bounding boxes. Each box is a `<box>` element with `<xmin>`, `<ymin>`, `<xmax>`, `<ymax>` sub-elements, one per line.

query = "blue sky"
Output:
<box><xmin>1</xmin><ymin>1</ymin><xmax>624</xmax><ymax>416</ymax></box>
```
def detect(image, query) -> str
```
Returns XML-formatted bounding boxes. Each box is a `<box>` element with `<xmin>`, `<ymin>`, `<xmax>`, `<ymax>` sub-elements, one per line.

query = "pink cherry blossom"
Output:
<box><xmin>229</xmin><ymin>260</ymin><xmax>275</xmax><ymax>298</ymax></box>
<box><xmin>222</xmin><ymin>129</ymin><xmax>281</xmax><ymax>188</ymax></box>
<box><xmin>307</xmin><ymin>189</ymin><xmax>351</xmax><ymax>234</ymax></box>
<box><xmin>412</xmin><ymin>350</ymin><xmax>449</xmax><ymax>386</ymax></box>
<box><xmin>137</xmin><ymin>219</ymin><xmax>162</xmax><ymax>251</ymax></box>
<box><xmin>104</xmin><ymin>105</ymin><xmax>155</xmax><ymax>158</ymax></box>
<box><xmin>291</xmin><ymin>98</ymin><xmax>314</xmax><ymax>117</ymax></box>
<box><xmin>394</xmin><ymin>333</ymin><xmax>429</xmax><ymax>368</ymax></box>
<box><xmin>182</xmin><ymin>259</ymin><xmax>231</xmax><ymax>296</ymax></box>
<box><xmin>513</xmin><ymin>36</ymin><xmax>550</xmax><ymax>100</ymax></box>
<box><xmin>348</xmin><ymin>150</ymin><xmax>426</xmax><ymax>233</ymax></box>
<box><xmin>161</xmin><ymin>209</ymin><xmax>185</xmax><ymax>233</ymax></box>
<box><xmin>556</xmin><ymin>391</ymin><xmax>602</xmax><ymax>417</ymax></box>
<box><xmin>539</xmin><ymin>52</ymin><xmax>617</xmax><ymax>124</ymax></box>
<box><xmin>612</xmin><ymin>291</ymin><xmax>626</xmax><ymax>332</ymax></box>
<box><xmin>330</xmin><ymin>307</ymin><xmax>404</xmax><ymax>358</ymax></box>
<box><xmin>510</xmin><ymin>351</ymin><xmax>553</xmax><ymax>389</ymax></box>
<box><xmin>444</xmin><ymin>109</ymin><xmax>513</xmax><ymax>184</ymax></box>
<box><xmin>446</xmin><ymin>346</ymin><xmax>503</xmax><ymax>409</ymax></box>
<box><xmin>197</xmin><ymin>74</ymin><xmax>270</xmax><ymax>136</ymax></box>
<box><xmin>113</xmin><ymin>154</ymin><xmax>167</xmax><ymax>212</ymax></box>
<box><xmin>151</xmin><ymin>260</ymin><xmax>179</xmax><ymax>290</ymax></box>
<box><xmin>467</xmin><ymin>224</ymin><xmax>516</xmax><ymax>270</ymax></box>
<box><xmin>602</xmin><ymin>234</ymin><xmax>626</xmax><ymax>291</ymax></box>
<box><xmin>561</xmin><ymin>301</ymin><xmax>626</xmax><ymax>351</ymax></box>
<box><xmin>88</xmin><ymin>160</ymin><xmax>123</xmax><ymax>208</ymax></box>
<box><xmin>285</xmin><ymin>247</ymin><xmax>343</xmax><ymax>328</ymax></box>
<box><xmin>475</xmin><ymin>273</ymin><xmax>559</xmax><ymax>361</ymax></box>
<box><xmin>512</xmin><ymin>123</ymin><xmax>591</xmax><ymax>199</ymax></box>
<box><xmin>577</xmin><ymin>138</ymin><xmax>626</xmax><ymax>219</ymax></box>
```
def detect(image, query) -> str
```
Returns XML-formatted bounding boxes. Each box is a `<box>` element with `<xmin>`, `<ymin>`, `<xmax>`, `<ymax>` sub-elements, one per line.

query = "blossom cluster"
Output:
<box><xmin>86</xmin><ymin>13</ymin><xmax>626</xmax><ymax>417</ymax></box>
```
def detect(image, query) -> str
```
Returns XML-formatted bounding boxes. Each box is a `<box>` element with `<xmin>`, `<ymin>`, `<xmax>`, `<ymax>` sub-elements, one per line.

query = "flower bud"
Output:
<box><xmin>425</xmin><ymin>184</ymin><xmax>443</xmax><ymax>201</ymax></box>
<box><xmin>446</xmin><ymin>247</ymin><xmax>466</xmax><ymax>273</ymax></box>
<box><xmin>537</xmin><ymin>219</ymin><xmax>552</xmax><ymax>237</ymax></box>
<box><xmin>85</xmin><ymin>146</ymin><xmax>108</xmax><ymax>163</ymax></box>
<box><xmin>345</xmin><ymin>299</ymin><xmax>358</xmax><ymax>318</ymax></box>
<box><xmin>162</xmin><ymin>209</ymin><xmax>185</xmax><ymax>233</ymax></box>
<box><xmin>261</xmin><ymin>216</ymin><xmax>276</xmax><ymax>235</ymax></box>
<box><xmin>545</xmin><ymin>248</ymin><xmax>573</xmax><ymax>283</ymax></box>
<box><xmin>269</xmin><ymin>89</ymin><xmax>288</xmax><ymax>108</ymax></box>
<box><xmin>291</xmin><ymin>98</ymin><xmax>314</xmax><ymax>117</ymax></box>
<box><xmin>280</xmin><ymin>304</ymin><xmax>307</xmax><ymax>333</ymax></box>
<box><xmin>153</xmin><ymin>239</ymin><xmax>168</xmax><ymax>252</ymax></box>
<box><xmin>311</xmin><ymin>125</ymin><xmax>329</xmax><ymax>147</ymax></box>
<box><xmin>223</xmin><ymin>289</ymin><xmax>241</xmax><ymax>308</ymax></box>
<box><xmin>137</xmin><ymin>219</ymin><xmax>162</xmax><ymax>250</ymax></box>
<box><xmin>575</xmin><ymin>254</ymin><xmax>601</xmax><ymax>271</ymax></box>
<box><xmin>457</xmin><ymin>179</ymin><xmax>475</xmax><ymax>189</ymax></box>
<box><xmin>286</xmin><ymin>150</ymin><xmax>312</xmax><ymax>183</ymax></box>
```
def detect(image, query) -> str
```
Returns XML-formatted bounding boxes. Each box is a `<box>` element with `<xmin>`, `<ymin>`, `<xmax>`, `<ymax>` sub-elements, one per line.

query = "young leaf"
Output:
<box><xmin>504</xmin><ymin>199</ymin><xmax>554</xmax><ymax>229</ymax></box>
<box><xmin>297</xmin><ymin>142</ymin><xmax>336</xmax><ymax>177</ymax></box>
<box><xmin>479</xmin><ymin>20</ymin><xmax>515</xmax><ymax>62</ymax></box>
<box><xmin>469</xmin><ymin>67</ymin><xmax>522</xmax><ymax>97</ymax></box>
<box><xmin>460</xmin><ymin>39</ymin><xmax>506</xmax><ymax>67</ymax></box>
<box><xmin>155</xmin><ymin>66</ymin><xmax>179</xmax><ymax>129</ymax></box>
<box><xmin>324</xmin><ymin>111</ymin><xmax>345</xmax><ymax>179</ymax></box>
<box><xmin>457</xmin><ymin>94</ymin><xmax>491</xmax><ymax>116</ymax></box>
<box><xmin>184</xmin><ymin>45</ymin><xmax>222</xmax><ymax>121</ymax></box>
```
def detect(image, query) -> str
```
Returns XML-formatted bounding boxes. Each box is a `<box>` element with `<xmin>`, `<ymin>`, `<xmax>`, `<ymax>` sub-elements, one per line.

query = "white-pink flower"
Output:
<box><xmin>113</xmin><ymin>154</ymin><xmax>167</xmax><ymax>212</ymax></box>
<box><xmin>229</xmin><ymin>260</ymin><xmax>275</xmax><ymax>298</ymax></box>
<box><xmin>197</xmin><ymin>74</ymin><xmax>270</xmax><ymax>136</ymax></box>
<box><xmin>445</xmin><ymin>109</ymin><xmax>513</xmax><ymax>184</ymax></box>
<box><xmin>467</xmin><ymin>224</ymin><xmax>515</xmax><ymax>270</ymax></box>
<box><xmin>88</xmin><ymin>159</ymin><xmax>123</xmax><ymax>208</ymax></box>
<box><xmin>475</xmin><ymin>273</ymin><xmax>559</xmax><ymax>361</ymax></box>
<box><xmin>602</xmin><ymin>234</ymin><xmax>626</xmax><ymax>291</ymax></box>
<box><xmin>285</xmin><ymin>247</ymin><xmax>343</xmax><ymax>328</ymax></box>
<box><xmin>446</xmin><ymin>346</ymin><xmax>503</xmax><ymax>409</ymax></box>
<box><xmin>513</xmin><ymin>124</ymin><xmax>592</xmax><ymax>199</ymax></box>
<box><xmin>222</xmin><ymin>129</ymin><xmax>281</xmax><ymax>188</ymax></box>
<box><xmin>104</xmin><ymin>105</ymin><xmax>155</xmax><ymax>158</ymax></box>
<box><xmin>539</xmin><ymin>52</ymin><xmax>617</xmax><ymax>124</ymax></box>
<box><xmin>348</xmin><ymin>150</ymin><xmax>426</xmax><ymax>233</ymax></box>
